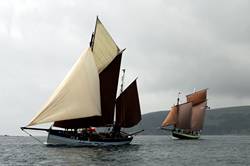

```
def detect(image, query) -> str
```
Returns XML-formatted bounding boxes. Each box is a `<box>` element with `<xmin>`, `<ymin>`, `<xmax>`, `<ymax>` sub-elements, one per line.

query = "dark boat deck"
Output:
<box><xmin>49</xmin><ymin>129</ymin><xmax>133</xmax><ymax>142</ymax></box>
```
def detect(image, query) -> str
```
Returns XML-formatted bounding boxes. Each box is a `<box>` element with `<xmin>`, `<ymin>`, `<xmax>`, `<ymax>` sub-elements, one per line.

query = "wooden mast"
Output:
<box><xmin>175</xmin><ymin>92</ymin><xmax>181</xmax><ymax>128</ymax></box>
<box><xmin>113</xmin><ymin>69</ymin><xmax>126</xmax><ymax>134</ymax></box>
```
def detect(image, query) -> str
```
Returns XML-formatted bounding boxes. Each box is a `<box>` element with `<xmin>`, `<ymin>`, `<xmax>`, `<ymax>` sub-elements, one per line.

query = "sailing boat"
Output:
<box><xmin>21</xmin><ymin>17</ymin><xmax>142</xmax><ymax>146</ymax></box>
<box><xmin>161</xmin><ymin>89</ymin><xmax>208</xmax><ymax>139</ymax></box>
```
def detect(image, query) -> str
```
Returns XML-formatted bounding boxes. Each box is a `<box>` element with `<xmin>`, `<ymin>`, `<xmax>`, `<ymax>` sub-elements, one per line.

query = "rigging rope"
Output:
<box><xmin>22</xmin><ymin>129</ymin><xmax>44</xmax><ymax>145</ymax></box>
<box><xmin>161</xmin><ymin>127</ymin><xmax>173</xmax><ymax>139</ymax></box>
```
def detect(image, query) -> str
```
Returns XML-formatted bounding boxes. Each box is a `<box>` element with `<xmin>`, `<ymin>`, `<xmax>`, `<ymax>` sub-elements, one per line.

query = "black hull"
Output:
<box><xmin>172</xmin><ymin>130</ymin><xmax>200</xmax><ymax>139</ymax></box>
<box><xmin>47</xmin><ymin>129</ymin><xmax>133</xmax><ymax>146</ymax></box>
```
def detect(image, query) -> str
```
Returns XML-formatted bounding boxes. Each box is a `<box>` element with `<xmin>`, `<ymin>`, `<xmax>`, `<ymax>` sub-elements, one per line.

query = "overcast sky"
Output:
<box><xmin>1</xmin><ymin>0</ymin><xmax>250</xmax><ymax>135</ymax></box>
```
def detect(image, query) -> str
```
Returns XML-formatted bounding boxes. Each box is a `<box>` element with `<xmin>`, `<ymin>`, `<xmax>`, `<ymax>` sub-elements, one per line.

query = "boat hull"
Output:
<box><xmin>46</xmin><ymin>132</ymin><xmax>133</xmax><ymax>147</ymax></box>
<box><xmin>172</xmin><ymin>130</ymin><xmax>200</xmax><ymax>139</ymax></box>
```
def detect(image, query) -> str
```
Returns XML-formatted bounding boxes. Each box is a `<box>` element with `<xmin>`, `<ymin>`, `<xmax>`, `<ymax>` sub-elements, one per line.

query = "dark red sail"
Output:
<box><xmin>115</xmin><ymin>80</ymin><xmax>141</xmax><ymax>128</ymax></box>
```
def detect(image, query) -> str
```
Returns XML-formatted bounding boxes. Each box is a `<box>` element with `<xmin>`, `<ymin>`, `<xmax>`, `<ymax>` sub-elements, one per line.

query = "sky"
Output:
<box><xmin>0</xmin><ymin>0</ymin><xmax>250</xmax><ymax>135</ymax></box>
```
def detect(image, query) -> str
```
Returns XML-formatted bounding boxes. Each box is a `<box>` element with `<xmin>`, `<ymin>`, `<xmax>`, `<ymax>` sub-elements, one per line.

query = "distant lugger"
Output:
<box><xmin>161</xmin><ymin>89</ymin><xmax>209</xmax><ymax>139</ymax></box>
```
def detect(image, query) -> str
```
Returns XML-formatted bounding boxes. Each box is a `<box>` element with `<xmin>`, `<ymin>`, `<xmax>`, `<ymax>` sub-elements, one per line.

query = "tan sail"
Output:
<box><xmin>53</xmin><ymin>18</ymin><xmax>123</xmax><ymax>129</ymax></box>
<box><xmin>161</xmin><ymin>106</ymin><xmax>177</xmax><ymax>127</ymax></box>
<box><xmin>54</xmin><ymin>53</ymin><xmax>123</xmax><ymax>128</ymax></box>
<box><xmin>28</xmin><ymin>48</ymin><xmax>101</xmax><ymax>126</ymax></box>
<box><xmin>186</xmin><ymin>89</ymin><xmax>207</xmax><ymax>106</ymax></box>
<box><xmin>191</xmin><ymin>101</ymin><xmax>207</xmax><ymax>131</ymax></box>
<box><xmin>176</xmin><ymin>102</ymin><xmax>192</xmax><ymax>129</ymax></box>
<box><xmin>92</xmin><ymin>17</ymin><xmax>120</xmax><ymax>73</ymax></box>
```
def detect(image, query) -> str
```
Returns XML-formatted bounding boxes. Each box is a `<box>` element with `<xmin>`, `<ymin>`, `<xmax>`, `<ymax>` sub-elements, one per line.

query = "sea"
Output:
<box><xmin>0</xmin><ymin>135</ymin><xmax>249</xmax><ymax>166</ymax></box>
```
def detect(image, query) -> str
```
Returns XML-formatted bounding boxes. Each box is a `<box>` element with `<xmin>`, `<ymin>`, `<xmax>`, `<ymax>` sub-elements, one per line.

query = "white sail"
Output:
<box><xmin>92</xmin><ymin>18</ymin><xmax>119</xmax><ymax>73</ymax></box>
<box><xmin>28</xmin><ymin>48</ymin><xmax>101</xmax><ymax>126</ymax></box>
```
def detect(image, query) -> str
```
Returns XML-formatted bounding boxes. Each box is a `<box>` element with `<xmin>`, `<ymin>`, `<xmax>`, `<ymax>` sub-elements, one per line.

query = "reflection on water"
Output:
<box><xmin>1</xmin><ymin>135</ymin><xmax>250</xmax><ymax>166</ymax></box>
<box><xmin>45</xmin><ymin>144</ymin><xmax>142</xmax><ymax>165</ymax></box>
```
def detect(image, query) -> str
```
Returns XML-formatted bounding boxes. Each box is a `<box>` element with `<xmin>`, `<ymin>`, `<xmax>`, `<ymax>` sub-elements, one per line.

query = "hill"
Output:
<box><xmin>128</xmin><ymin>105</ymin><xmax>250</xmax><ymax>135</ymax></box>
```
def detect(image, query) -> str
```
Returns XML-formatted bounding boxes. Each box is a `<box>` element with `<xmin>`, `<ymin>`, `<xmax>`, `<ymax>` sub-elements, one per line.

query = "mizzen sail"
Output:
<box><xmin>115</xmin><ymin>80</ymin><xmax>141</xmax><ymax>128</ymax></box>
<box><xmin>188</xmin><ymin>89</ymin><xmax>207</xmax><ymax>130</ymax></box>
<box><xmin>28</xmin><ymin>48</ymin><xmax>101</xmax><ymax>126</ymax></box>
<box><xmin>191</xmin><ymin>101</ymin><xmax>207</xmax><ymax>131</ymax></box>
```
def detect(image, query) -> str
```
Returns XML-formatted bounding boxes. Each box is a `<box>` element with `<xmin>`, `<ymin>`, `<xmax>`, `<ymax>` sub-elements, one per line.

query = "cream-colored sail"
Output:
<box><xmin>28</xmin><ymin>48</ymin><xmax>101</xmax><ymax>126</ymax></box>
<box><xmin>161</xmin><ymin>106</ymin><xmax>177</xmax><ymax>127</ymax></box>
<box><xmin>191</xmin><ymin>101</ymin><xmax>207</xmax><ymax>131</ymax></box>
<box><xmin>92</xmin><ymin>17</ymin><xmax>119</xmax><ymax>73</ymax></box>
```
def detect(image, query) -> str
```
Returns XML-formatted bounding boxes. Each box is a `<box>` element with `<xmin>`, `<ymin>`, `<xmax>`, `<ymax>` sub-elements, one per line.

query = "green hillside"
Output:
<box><xmin>128</xmin><ymin>106</ymin><xmax>250</xmax><ymax>135</ymax></box>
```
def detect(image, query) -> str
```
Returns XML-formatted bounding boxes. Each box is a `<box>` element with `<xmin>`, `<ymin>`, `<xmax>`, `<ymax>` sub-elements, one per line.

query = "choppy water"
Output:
<box><xmin>0</xmin><ymin>135</ymin><xmax>250</xmax><ymax>166</ymax></box>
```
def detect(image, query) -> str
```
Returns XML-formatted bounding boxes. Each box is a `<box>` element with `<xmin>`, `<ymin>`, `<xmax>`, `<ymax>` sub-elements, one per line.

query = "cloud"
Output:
<box><xmin>0</xmin><ymin>0</ymin><xmax>250</xmax><ymax>135</ymax></box>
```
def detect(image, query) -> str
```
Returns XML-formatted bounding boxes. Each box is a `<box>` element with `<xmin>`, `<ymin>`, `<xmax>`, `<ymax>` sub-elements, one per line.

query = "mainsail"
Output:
<box><xmin>176</xmin><ymin>102</ymin><xmax>192</xmax><ymax>129</ymax></box>
<box><xmin>54</xmin><ymin>17</ymin><xmax>122</xmax><ymax>128</ymax></box>
<box><xmin>54</xmin><ymin>53</ymin><xmax>122</xmax><ymax>128</ymax></box>
<box><xmin>52</xmin><ymin>17</ymin><xmax>123</xmax><ymax>128</ymax></box>
<box><xmin>28</xmin><ymin>48</ymin><xmax>101</xmax><ymax>126</ymax></box>
<box><xmin>115</xmin><ymin>80</ymin><xmax>141</xmax><ymax>128</ymax></box>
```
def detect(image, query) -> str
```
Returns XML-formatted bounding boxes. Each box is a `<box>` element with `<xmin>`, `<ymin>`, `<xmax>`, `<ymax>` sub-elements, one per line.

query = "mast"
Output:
<box><xmin>177</xmin><ymin>92</ymin><xmax>181</xmax><ymax>105</ymax></box>
<box><xmin>175</xmin><ymin>92</ymin><xmax>181</xmax><ymax>128</ymax></box>
<box><xmin>90</xmin><ymin>16</ymin><xmax>98</xmax><ymax>50</ymax></box>
<box><xmin>120</xmin><ymin>69</ymin><xmax>126</xmax><ymax>94</ymax></box>
<box><xmin>113</xmin><ymin>69</ymin><xmax>126</xmax><ymax>133</ymax></box>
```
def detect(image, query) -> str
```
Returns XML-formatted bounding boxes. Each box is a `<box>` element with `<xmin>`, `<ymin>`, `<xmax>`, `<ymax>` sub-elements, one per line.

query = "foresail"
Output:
<box><xmin>161</xmin><ymin>106</ymin><xmax>177</xmax><ymax>127</ymax></box>
<box><xmin>91</xmin><ymin>17</ymin><xmax>120</xmax><ymax>73</ymax></box>
<box><xmin>115</xmin><ymin>80</ymin><xmax>141</xmax><ymax>128</ymax></box>
<box><xmin>176</xmin><ymin>102</ymin><xmax>192</xmax><ymax>129</ymax></box>
<box><xmin>191</xmin><ymin>101</ymin><xmax>207</xmax><ymax>131</ymax></box>
<box><xmin>28</xmin><ymin>48</ymin><xmax>101</xmax><ymax>126</ymax></box>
